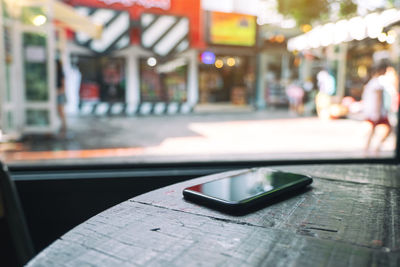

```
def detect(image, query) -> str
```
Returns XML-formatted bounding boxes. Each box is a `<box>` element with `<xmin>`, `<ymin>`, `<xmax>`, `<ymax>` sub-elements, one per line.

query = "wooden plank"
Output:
<box><xmin>273</xmin><ymin>164</ymin><xmax>400</xmax><ymax>188</ymax></box>
<box><xmin>27</xmin><ymin>202</ymin><xmax>399</xmax><ymax>267</ymax></box>
<box><xmin>134</xmin><ymin>165</ymin><xmax>400</xmax><ymax>249</ymax></box>
<box><xmin>26</xmin><ymin>165</ymin><xmax>400</xmax><ymax>266</ymax></box>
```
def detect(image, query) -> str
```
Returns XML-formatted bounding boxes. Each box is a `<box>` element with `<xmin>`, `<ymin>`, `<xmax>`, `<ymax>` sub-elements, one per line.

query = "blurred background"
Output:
<box><xmin>0</xmin><ymin>0</ymin><xmax>399</xmax><ymax>164</ymax></box>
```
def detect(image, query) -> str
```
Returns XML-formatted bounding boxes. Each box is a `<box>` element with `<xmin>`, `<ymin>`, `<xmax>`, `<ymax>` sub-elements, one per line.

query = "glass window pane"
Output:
<box><xmin>99</xmin><ymin>57</ymin><xmax>126</xmax><ymax>102</ymax></box>
<box><xmin>5</xmin><ymin>57</ymin><xmax>11</xmax><ymax>102</ymax></box>
<box><xmin>140</xmin><ymin>57</ymin><xmax>188</xmax><ymax>102</ymax></box>
<box><xmin>6</xmin><ymin>111</ymin><xmax>13</xmax><ymax>129</ymax></box>
<box><xmin>23</xmin><ymin>32</ymin><xmax>48</xmax><ymax>102</ymax></box>
<box><xmin>0</xmin><ymin>1</ymin><xmax>398</xmax><ymax>164</ymax></box>
<box><xmin>25</xmin><ymin>109</ymin><xmax>49</xmax><ymax>126</ymax></box>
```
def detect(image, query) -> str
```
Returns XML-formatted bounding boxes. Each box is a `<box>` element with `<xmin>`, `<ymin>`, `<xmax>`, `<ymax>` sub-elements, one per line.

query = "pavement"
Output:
<box><xmin>1</xmin><ymin>109</ymin><xmax>396</xmax><ymax>165</ymax></box>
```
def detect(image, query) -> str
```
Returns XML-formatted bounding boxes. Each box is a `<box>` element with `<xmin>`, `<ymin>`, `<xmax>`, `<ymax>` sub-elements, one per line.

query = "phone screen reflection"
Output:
<box><xmin>195</xmin><ymin>169</ymin><xmax>308</xmax><ymax>202</ymax></box>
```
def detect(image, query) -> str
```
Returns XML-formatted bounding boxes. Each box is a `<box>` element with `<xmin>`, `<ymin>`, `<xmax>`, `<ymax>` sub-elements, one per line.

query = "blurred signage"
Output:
<box><xmin>80</xmin><ymin>82</ymin><xmax>100</xmax><ymax>101</ymax></box>
<box><xmin>98</xmin><ymin>0</ymin><xmax>170</xmax><ymax>9</ymax></box>
<box><xmin>201</xmin><ymin>51</ymin><xmax>215</xmax><ymax>64</ymax></box>
<box><xmin>209</xmin><ymin>11</ymin><xmax>256</xmax><ymax>47</ymax></box>
<box><xmin>25</xmin><ymin>46</ymin><xmax>46</xmax><ymax>63</ymax></box>
<box><xmin>69</xmin><ymin>0</ymin><xmax>204</xmax><ymax>48</ymax></box>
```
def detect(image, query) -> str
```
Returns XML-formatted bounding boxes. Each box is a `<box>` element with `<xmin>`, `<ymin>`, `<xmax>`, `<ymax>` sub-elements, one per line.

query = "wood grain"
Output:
<box><xmin>27</xmin><ymin>165</ymin><xmax>400</xmax><ymax>266</ymax></box>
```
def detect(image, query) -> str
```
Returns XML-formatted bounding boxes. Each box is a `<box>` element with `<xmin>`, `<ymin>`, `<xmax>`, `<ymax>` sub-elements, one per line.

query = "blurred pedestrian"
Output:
<box><xmin>317</xmin><ymin>69</ymin><xmax>335</xmax><ymax>95</ymax></box>
<box><xmin>316</xmin><ymin>69</ymin><xmax>336</xmax><ymax>119</ymax></box>
<box><xmin>56</xmin><ymin>59</ymin><xmax>67</xmax><ymax>138</ymax></box>
<box><xmin>286</xmin><ymin>81</ymin><xmax>304</xmax><ymax>115</ymax></box>
<box><xmin>379</xmin><ymin>65</ymin><xmax>399</xmax><ymax>127</ymax></box>
<box><xmin>362</xmin><ymin>62</ymin><xmax>391</xmax><ymax>154</ymax></box>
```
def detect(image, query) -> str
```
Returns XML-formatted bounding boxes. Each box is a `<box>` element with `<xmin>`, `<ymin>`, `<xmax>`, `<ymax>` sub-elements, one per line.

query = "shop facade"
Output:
<box><xmin>197</xmin><ymin>11</ymin><xmax>258</xmax><ymax>107</ymax></box>
<box><xmin>257</xmin><ymin>47</ymin><xmax>297</xmax><ymax>109</ymax></box>
<box><xmin>63</xmin><ymin>0</ymin><xmax>204</xmax><ymax>116</ymax></box>
<box><xmin>71</xmin><ymin>5</ymin><xmax>259</xmax><ymax>115</ymax></box>
<box><xmin>0</xmin><ymin>0</ymin><xmax>261</xmax><ymax>136</ymax></box>
<box><xmin>198</xmin><ymin>49</ymin><xmax>256</xmax><ymax>106</ymax></box>
<box><xmin>253</xmin><ymin>24</ymin><xmax>301</xmax><ymax>110</ymax></box>
<box><xmin>287</xmin><ymin>9</ymin><xmax>400</xmax><ymax>119</ymax></box>
<box><xmin>0</xmin><ymin>0</ymin><xmax>101</xmax><ymax>136</ymax></box>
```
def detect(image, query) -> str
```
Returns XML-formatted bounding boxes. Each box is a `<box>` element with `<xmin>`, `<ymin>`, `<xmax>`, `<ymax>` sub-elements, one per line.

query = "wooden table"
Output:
<box><xmin>27</xmin><ymin>164</ymin><xmax>400</xmax><ymax>266</ymax></box>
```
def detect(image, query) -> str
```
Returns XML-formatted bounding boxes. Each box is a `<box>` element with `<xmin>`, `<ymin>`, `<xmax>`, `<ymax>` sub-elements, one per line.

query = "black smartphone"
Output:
<box><xmin>183</xmin><ymin>168</ymin><xmax>313</xmax><ymax>213</ymax></box>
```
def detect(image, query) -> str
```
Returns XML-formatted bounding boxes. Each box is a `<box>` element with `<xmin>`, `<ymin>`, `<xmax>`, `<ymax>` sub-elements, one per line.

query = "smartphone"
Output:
<box><xmin>183</xmin><ymin>168</ymin><xmax>313</xmax><ymax>213</ymax></box>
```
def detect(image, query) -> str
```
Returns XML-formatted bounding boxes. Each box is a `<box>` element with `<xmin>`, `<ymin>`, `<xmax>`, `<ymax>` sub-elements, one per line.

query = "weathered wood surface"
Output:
<box><xmin>27</xmin><ymin>164</ymin><xmax>400</xmax><ymax>266</ymax></box>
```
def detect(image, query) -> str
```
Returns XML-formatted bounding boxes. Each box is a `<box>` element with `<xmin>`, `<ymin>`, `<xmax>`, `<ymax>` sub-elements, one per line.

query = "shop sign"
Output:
<box><xmin>25</xmin><ymin>46</ymin><xmax>46</xmax><ymax>63</ymax></box>
<box><xmin>209</xmin><ymin>11</ymin><xmax>257</xmax><ymax>47</ymax></box>
<box><xmin>201</xmin><ymin>51</ymin><xmax>215</xmax><ymax>64</ymax></box>
<box><xmin>98</xmin><ymin>0</ymin><xmax>170</xmax><ymax>10</ymax></box>
<box><xmin>80</xmin><ymin>82</ymin><xmax>100</xmax><ymax>101</ymax></box>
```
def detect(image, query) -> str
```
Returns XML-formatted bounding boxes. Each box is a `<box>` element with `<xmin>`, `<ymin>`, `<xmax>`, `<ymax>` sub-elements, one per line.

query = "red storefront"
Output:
<box><xmin>65</xmin><ymin>0</ymin><xmax>205</xmax><ymax>115</ymax></box>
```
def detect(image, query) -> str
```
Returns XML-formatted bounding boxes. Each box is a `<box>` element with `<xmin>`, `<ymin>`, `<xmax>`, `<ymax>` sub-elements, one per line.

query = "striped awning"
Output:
<box><xmin>141</xmin><ymin>14</ymin><xmax>190</xmax><ymax>57</ymax></box>
<box><xmin>74</xmin><ymin>7</ymin><xmax>130</xmax><ymax>54</ymax></box>
<box><xmin>288</xmin><ymin>9</ymin><xmax>400</xmax><ymax>51</ymax></box>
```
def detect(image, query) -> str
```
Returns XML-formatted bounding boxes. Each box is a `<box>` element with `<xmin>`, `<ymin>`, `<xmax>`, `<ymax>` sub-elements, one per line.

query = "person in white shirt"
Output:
<box><xmin>362</xmin><ymin>62</ymin><xmax>390</xmax><ymax>154</ymax></box>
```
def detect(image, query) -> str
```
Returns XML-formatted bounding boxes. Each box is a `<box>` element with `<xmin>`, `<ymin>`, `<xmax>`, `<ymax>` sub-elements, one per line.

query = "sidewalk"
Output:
<box><xmin>1</xmin><ymin>109</ymin><xmax>396</xmax><ymax>165</ymax></box>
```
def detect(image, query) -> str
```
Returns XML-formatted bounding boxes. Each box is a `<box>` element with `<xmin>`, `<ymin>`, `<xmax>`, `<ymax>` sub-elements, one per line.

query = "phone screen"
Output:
<box><xmin>185</xmin><ymin>169</ymin><xmax>310</xmax><ymax>203</ymax></box>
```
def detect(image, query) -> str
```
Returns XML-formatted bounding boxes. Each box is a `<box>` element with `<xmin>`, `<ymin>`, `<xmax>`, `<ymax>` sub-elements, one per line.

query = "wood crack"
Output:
<box><xmin>304</xmin><ymin>227</ymin><xmax>338</xmax><ymax>233</ymax></box>
<box><xmin>131</xmin><ymin>200</ymin><xmax>265</xmax><ymax>229</ymax></box>
<box><xmin>130</xmin><ymin>200</ymin><xmax>397</xmax><ymax>253</ymax></box>
<box><xmin>311</xmin><ymin>175</ymin><xmax>400</xmax><ymax>189</ymax></box>
<box><xmin>59</xmin><ymin>237</ymin><xmax>129</xmax><ymax>263</ymax></box>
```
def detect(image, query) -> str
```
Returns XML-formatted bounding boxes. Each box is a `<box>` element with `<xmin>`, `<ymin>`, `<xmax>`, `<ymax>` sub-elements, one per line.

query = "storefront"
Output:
<box><xmin>346</xmin><ymin>39</ymin><xmax>393</xmax><ymax>100</ymax></box>
<box><xmin>199</xmin><ymin>52</ymin><xmax>254</xmax><ymax>105</ymax></box>
<box><xmin>261</xmin><ymin>49</ymin><xmax>296</xmax><ymax>107</ymax></box>
<box><xmin>0</xmin><ymin>0</ymin><xmax>259</xmax><ymax>137</ymax></box>
<box><xmin>198</xmin><ymin>11</ymin><xmax>257</xmax><ymax>106</ymax></box>
<box><xmin>140</xmin><ymin>57</ymin><xmax>188</xmax><ymax>102</ymax></box>
<box><xmin>287</xmin><ymin>9</ymin><xmax>400</xmax><ymax>118</ymax></box>
<box><xmin>0</xmin><ymin>0</ymin><xmax>101</xmax><ymax>136</ymax></box>
<box><xmin>254</xmin><ymin>24</ymin><xmax>301</xmax><ymax>110</ymax></box>
<box><xmin>78</xmin><ymin>56</ymin><xmax>126</xmax><ymax>103</ymax></box>
<box><xmin>64</xmin><ymin>0</ymin><xmax>204</xmax><ymax>116</ymax></box>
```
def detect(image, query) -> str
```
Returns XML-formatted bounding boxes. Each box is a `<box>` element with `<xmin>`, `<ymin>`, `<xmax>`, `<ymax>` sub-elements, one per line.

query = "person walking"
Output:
<box><xmin>285</xmin><ymin>81</ymin><xmax>304</xmax><ymax>115</ymax></box>
<box><xmin>56</xmin><ymin>59</ymin><xmax>67</xmax><ymax>138</ymax></box>
<box><xmin>315</xmin><ymin>69</ymin><xmax>336</xmax><ymax>119</ymax></box>
<box><xmin>362</xmin><ymin>62</ymin><xmax>391</xmax><ymax>155</ymax></box>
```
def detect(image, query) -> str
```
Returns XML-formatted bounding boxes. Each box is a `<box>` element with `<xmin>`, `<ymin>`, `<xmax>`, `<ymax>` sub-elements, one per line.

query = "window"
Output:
<box><xmin>0</xmin><ymin>0</ymin><xmax>399</xmax><ymax>165</ymax></box>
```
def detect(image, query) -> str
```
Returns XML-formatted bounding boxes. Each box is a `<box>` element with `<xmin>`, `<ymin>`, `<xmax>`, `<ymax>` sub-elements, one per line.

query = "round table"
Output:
<box><xmin>27</xmin><ymin>164</ymin><xmax>400</xmax><ymax>266</ymax></box>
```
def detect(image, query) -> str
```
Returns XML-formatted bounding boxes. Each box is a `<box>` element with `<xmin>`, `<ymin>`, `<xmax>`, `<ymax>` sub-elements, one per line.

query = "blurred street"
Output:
<box><xmin>2</xmin><ymin>1</ymin><xmax>400</xmax><ymax>166</ymax></box>
<box><xmin>1</xmin><ymin>109</ymin><xmax>396</xmax><ymax>165</ymax></box>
